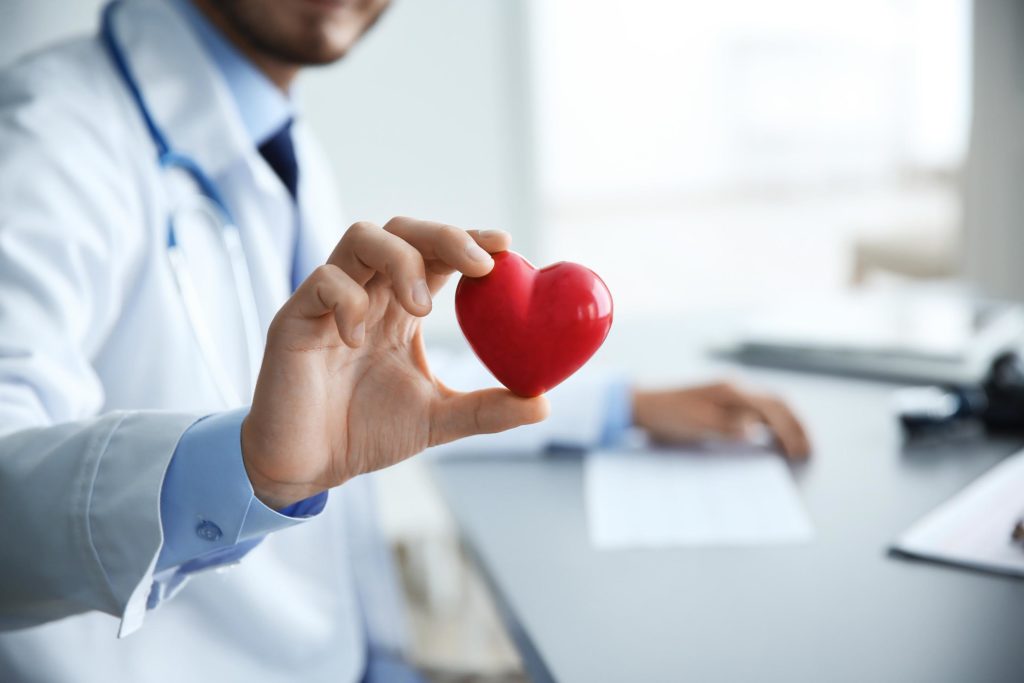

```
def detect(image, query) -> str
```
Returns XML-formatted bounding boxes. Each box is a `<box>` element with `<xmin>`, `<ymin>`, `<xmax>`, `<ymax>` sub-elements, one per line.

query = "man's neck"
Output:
<box><xmin>190</xmin><ymin>0</ymin><xmax>298</xmax><ymax>92</ymax></box>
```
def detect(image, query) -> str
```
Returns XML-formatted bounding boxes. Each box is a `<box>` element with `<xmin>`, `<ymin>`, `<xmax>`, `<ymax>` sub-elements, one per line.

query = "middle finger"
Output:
<box><xmin>331</xmin><ymin>221</ymin><xmax>432</xmax><ymax>316</ymax></box>
<box><xmin>384</xmin><ymin>218</ymin><xmax>509</xmax><ymax>290</ymax></box>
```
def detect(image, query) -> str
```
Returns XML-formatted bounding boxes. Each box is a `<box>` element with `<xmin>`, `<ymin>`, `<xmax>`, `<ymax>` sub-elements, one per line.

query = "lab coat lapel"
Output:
<box><xmin>110</xmin><ymin>0</ymin><xmax>298</xmax><ymax>401</ymax></box>
<box><xmin>110</xmin><ymin>0</ymin><xmax>297</xmax><ymax>228</ymax></box>
<box><xmin>108</xmin><ymin>0</ymin><xmax>251</xmax><ymax>178</ymax></box>
<box><xmin>292</xmin><ymin>120</ymin><xmax>347</xmax><ymax>279</ymax></box>
<box><xmin>289</xmin><ymin>122</ymin><xmax>413</xmax><ymax>652</ymax></box>
<box><xmin>110</xmin><ymin>0</ymin><xmax>296</xmax><ymax>241</ymax></box>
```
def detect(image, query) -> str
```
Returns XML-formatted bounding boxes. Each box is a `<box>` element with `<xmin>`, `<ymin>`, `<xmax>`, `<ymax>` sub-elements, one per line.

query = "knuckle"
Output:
<box><xmin>715</xmin><ymin>380</ymin><xmax>740</xmax><ymax>396</ymax></box>
<box><xmin>383</xmin><ymin>216</ymin><xmax>411</xmax><ymax>233</ymax></box>
<box><xmin>267</xmin><ymin>313</ymin><xmax>286</xmax><ymax>338</ymax></box>
<box><xmin>311</xmin><ymin>263</ymin><xmax>336</xmax><ymax>281</ymax></box>
<box><xmin>339</xmin><ymin>287</ymin><xmax>367</xmax><ymax>314</ymax></box>
<box><xmin>266</xmin><ymin>313</ymin><xmax>292</xmax><ymax>346</ymax></box>
<box><xmin>344</xmin><ymin>220</ymin><xmax>378</xmax><ymax>242</ymax></box>
<box><xmin>472</xmin><ymin>393</ymin><xmax>486</xmax><ymax>433</ymax></box>
<box><xmin>438</xmin><ymin>224</ymin><xmax>466</xmax><ymax>243</ymax></box>
<box><xmin>390</xmin><ymin>244</ymin><xmax>424</xmax><ymax>277</ymax></box>
<box><xmin>310</xmin><ymin>263</ymin><xmax>341</xmax><ymax>287</ymax></box>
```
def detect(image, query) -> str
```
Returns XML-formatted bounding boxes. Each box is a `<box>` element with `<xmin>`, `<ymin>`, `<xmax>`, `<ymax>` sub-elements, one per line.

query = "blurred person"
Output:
<box><xmin>0</xmin><ymin>0</ymin><xmax>810</xmax><ymax>681</ymax></box>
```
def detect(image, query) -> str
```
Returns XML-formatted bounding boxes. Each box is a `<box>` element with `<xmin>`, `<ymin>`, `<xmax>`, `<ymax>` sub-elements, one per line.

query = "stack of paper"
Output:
<box><xmin>893</xmin><ymin>449</ymin><xmax>1024</xmax><ymax>577</ymax></box>
<box><xmin>584</xmin><ymin>448</ymin><xmax>814</xmax><ymax>550</ymax></box>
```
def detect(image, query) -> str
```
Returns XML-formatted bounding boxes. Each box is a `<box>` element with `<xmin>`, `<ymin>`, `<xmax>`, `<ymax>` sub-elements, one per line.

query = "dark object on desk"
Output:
<box><xmin>1013</xmin><ymin>520</ymin><xmax>1024</xmax><ymax>544</ymax></box>
<box><xmin>897</xmin><ymin>352</ymin><xmax>1024</xmax><ymax>437</ymax></box>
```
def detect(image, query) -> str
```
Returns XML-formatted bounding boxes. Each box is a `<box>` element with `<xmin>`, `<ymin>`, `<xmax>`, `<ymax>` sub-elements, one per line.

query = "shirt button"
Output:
<box><xmin>195</xmin><ymin>520</ymin><xmax>223</xmax><ymax>542</ymax></box>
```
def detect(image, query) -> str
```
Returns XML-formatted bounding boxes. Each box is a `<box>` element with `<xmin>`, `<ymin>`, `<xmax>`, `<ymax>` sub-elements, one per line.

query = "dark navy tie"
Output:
<box><xmin>258</xmin><ymin>120</ymin><xmax>304</xmax><ymax>290</ymax></box>
<box><xmin>258</xmin><ymin>119</ymin><xmax>299</xmax><ymax>201</ymax></box>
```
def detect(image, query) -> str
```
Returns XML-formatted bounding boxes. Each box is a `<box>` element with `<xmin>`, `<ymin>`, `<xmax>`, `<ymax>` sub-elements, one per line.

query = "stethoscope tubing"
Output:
<box><xmin>100</xmin><ymin>0</ymin><xmax>262</xmax><ymax>406</ymax></box>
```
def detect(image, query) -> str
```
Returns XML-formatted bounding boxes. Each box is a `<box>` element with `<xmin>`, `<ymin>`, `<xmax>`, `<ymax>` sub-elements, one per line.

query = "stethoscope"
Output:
<box><xmin>100</xmin><ymin>0</ymin><xmax>263</xmax><ymax>407</ymax></box>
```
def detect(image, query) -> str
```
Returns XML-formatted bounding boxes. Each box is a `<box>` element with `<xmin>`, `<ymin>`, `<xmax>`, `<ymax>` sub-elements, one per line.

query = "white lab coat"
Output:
<box><xmin>0</xmin><ymin>1</ymin><xmax>613</xmax><ymax>681</ymax></box>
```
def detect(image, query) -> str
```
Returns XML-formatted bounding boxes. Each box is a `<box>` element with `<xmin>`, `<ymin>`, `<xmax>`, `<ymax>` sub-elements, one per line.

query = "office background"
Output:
<box><xmin>3</xmin><ymin>0</ymin><xmax>1018</xmax><ymax>677</ymax></box>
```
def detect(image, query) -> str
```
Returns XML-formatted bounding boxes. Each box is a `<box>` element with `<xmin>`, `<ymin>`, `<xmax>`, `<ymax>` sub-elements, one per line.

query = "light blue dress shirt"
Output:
<box><xmin>157</xmin><ymin>410</ymin><xmax>327</xmax><ymax>572</ymax></box>
<box><xmin>155</xmin><ymin>0</ymin><xmax>324</xmax><ymax>576</ymax></box>
<box><xmin>600</xmin><ymin>380</ymin><xmax>633</xmax><ymax>446</ymax></box>
<box><xmin>171</xmin><ymin>0</ymin><xmax>292</xmax><ymax>143</ymax></box>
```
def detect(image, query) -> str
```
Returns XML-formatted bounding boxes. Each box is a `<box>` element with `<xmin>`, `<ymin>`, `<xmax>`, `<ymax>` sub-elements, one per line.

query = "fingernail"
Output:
<box><xmin>412</xmin><ymin>280</ymin><xmax>431</xmax><ymax>307</ymax></box>
<box><xmin>478</xmin><ymin>229</ymin><xmax>507</xmax><ymax>239</ymax></box>
<box><xmin>351</xmin><ymin>322</ymin><xmax>365</xmax><ymax>344</ymax></box>
<box><xmin>466</xmin><ymin>241</ymin><xmax>492</xmax><ymax>262</ymax></box>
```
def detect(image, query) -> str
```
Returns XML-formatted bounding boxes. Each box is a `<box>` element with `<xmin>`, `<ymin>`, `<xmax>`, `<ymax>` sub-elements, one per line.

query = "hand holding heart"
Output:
<box><xmin>242</xmin><ymin>218</ymin><xmax>549</xmax><ymax>510</ymax></box>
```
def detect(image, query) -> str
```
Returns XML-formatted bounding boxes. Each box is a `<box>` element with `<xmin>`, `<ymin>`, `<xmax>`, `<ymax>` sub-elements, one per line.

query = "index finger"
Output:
<box><xmin>383</xmin><ymin>217</ymin><xmax>510</xmax><ymax>281</ymax></box>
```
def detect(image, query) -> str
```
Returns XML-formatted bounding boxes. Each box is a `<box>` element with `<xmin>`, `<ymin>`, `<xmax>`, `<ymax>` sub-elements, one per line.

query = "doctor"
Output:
<box><xmin>0</xmin><ymin>0</ymin><xmax>809</xmax><ymax>681</ymax></box>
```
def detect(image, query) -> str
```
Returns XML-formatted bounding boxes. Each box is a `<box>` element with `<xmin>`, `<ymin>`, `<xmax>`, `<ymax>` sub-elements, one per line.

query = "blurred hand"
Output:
<box><xmin>242</xmin><ymin>218</ymin><xmax>549</xmax><ymax>509</ymax></box>
<box><xmin>632</xmin><ymin>381</ymin><xmax>811</xmax><ymax>459</ymax></box>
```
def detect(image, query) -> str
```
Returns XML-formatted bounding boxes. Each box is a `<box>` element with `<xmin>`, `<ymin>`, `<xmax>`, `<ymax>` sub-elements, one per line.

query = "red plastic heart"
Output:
<box><xmin>455</xmin><ymin>251</ymin><xmax>613</xmax><ymax>397</ymax></box>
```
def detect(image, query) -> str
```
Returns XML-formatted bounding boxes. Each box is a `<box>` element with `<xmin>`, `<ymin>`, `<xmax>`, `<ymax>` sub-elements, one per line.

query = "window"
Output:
<box><xmin>530</xmin><ymin>0</ymin><xmax>970</xmax><ymax>318</ymax></box>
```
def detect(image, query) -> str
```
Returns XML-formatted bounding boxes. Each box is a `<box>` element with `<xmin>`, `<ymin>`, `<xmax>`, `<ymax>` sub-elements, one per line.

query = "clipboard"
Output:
<box><xmin>892</xmin><ymin>448</ymin><xmax>1024</xmax><ymax>577</ymax></box>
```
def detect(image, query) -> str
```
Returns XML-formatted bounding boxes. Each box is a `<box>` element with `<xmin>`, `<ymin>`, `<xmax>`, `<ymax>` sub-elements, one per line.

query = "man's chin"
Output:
<box><xmin>271</xmin><ymin>36</ymin><xmax>358</xmax><ymax>67</ymax></box>
<box><xmin>206</xmin><ymin>0</ymin><xmax>391</xmax><ymax>69</ymax></box>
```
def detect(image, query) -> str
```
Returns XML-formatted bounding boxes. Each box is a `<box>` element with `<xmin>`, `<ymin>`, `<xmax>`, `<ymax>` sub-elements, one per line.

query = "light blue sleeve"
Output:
<box><xmin>599</xmin><ymin>379</ymin><xmax>634</xmax><ymax>447</ymax></box>
<box><xmin>155</xmin><ymin>408</ymin><xmax>328</xmax><ymax>573</ymax></box>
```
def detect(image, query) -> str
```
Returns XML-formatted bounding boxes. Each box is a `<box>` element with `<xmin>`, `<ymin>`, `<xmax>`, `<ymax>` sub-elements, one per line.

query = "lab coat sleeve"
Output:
<box><xmin>0</xmin><ymin>63</ymin><xmax>224</xmax><ymax>636</ymax></box>
<box><xmin>426</xmin><ymin>348</ymin><xmax>634</xmax><ymax>456</ymax></box>
<box><xmin>0</xmin><ymin>412</ymin><xmax>196</xmax><ymax>636</ymax></box>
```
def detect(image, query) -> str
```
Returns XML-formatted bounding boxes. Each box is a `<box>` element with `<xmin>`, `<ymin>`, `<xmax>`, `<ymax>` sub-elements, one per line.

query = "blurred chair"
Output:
<box><xmin>375</xmin><ymin>458</ymin><xmax>526</xmax><ymax>680</ymax></box>
<box><xmin>850</xmin><ymin>216</ymin><xmax>961</xmax><ymax>285</ymax></box>
<box><xmin>854</xmin><ymin>0</ymin><xmax>1024</xmax><ymax>301</ymax></box>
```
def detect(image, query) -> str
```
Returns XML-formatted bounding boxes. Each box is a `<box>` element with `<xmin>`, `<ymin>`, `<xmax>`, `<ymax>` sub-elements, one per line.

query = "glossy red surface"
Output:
<box><xmin>455</xmin><ymin>251</ymin><xmax>614</xmax><ymax>397</ymax></box>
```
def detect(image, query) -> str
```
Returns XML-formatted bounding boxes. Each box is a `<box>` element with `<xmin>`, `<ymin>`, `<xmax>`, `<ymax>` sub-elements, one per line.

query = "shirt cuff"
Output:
<box><xmin>599</xmin><ymin>380</ymin><xmax>634</xmax><ymax>447</ymax></box>
<box><xmin>156</xmin><ymin>408</ymin><xmax>329</xmax><ymax>572</ymax></box>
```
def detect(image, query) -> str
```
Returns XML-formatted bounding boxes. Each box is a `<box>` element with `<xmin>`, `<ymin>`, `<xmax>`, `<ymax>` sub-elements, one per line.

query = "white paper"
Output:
<box><xmin>584</xmin><ymin>447</ymin><xmax>814</xmax><ymax>550</ymax></box>
<box><xmin>894</xmin><ymin>449</ymin><xmax>1024</xmax><ymax>577</ymax></box>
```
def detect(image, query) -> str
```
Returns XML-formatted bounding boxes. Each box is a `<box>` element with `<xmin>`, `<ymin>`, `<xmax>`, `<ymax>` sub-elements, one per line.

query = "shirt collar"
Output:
<box><xmin>169</xmin><ymin>0</ymin><xmax>293</xmax><ymax>147</ymax></box>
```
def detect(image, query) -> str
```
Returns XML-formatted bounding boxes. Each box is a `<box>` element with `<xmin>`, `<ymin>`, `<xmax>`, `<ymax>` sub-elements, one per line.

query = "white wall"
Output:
<box><xmin>300</xmin><ymin>0</ymin><xmax>538</xmax><ymax>341</ymax></box>
<box><xmin>0</xmin><ymin>0</ymin><xmax>102</xmax><ymax>67</ymax></box>
<box><xmin>0</xmin><ymin>0</ymin><xmax>537</xmax><ymax>342</ymax></box>
<box><xmin>964</xmin><ymin>0</ymin><xmax>1024</xmax><ymax>302</ymax></box>
<box><xmin>302</xmin><ymin>1</ymin><xmax>537</xmax><ymax>245</ymax></box>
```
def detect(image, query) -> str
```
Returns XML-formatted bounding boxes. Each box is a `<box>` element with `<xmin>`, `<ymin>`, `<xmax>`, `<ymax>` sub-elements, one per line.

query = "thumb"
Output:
<box><xmin>431</xmin><ymin>388</ymin><xmax>550</xmax><ymax>446</ymax></box>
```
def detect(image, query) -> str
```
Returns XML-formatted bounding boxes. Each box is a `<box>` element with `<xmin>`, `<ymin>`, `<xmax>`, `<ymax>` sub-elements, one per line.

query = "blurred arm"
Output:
<box><xmin>426</xmin><ymin>348</ymin><xmax>628</xmax><ymax>455</ymax></box>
